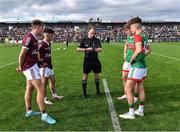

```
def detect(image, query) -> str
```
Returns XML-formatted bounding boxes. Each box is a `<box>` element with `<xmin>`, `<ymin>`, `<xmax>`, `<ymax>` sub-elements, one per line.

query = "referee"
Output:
<box><xmin>77</xmin><ymin>26</ymin><xmax>102</xmax><ymax>98</ymax></box>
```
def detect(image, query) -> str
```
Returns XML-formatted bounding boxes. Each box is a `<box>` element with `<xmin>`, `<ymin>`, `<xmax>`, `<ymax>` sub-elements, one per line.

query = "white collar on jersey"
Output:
<box><xmin>30</xmin><ymin>32</ymin><xmax>38</xmax><ymax>40</ymax></box>
<box><xmin>43</xmin><ymin>40</ymin><xmax>50</xmax><ymax>46</ymax></box>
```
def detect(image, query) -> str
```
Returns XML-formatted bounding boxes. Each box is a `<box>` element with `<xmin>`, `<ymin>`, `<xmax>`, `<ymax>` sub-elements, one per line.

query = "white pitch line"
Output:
<box><xmin>151</xmin><ymin>52</ymin><xmax>180</xmax><ymax>62</ymax></box>
<box><xmin>102</xmin><ymin>79</ymin><xmax>121</xmax><ymax>132</ymax></box>
<box><xmin>0</xmin><ymin>48</ymin><xmax>59</xmax><ymax>69</ymax></box>
<box><xmin>0</xmin><ymin>61</ymin><xmax>18</xmax><ymax>69</ymax></box>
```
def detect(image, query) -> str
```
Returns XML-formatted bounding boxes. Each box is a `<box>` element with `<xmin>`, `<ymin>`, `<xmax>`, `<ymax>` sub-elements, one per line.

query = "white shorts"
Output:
<box><xmin>23</xmin><ymin>63</ymin><xmax>41</xmax><ymax>80</ymax></box>
<box><xmin>122</xmin><ymin>61</ymin><xmax>131</xmax><ymax>72</ymax></box>
<box><xmin>40</xmin><ymin>67</ymin><xmax>54</xmax><ymax>77</ymax></box>
<box><xmin>127</xmin><ymin>67</ymin><xmax>147</xmax><ymax>82</ymax></box>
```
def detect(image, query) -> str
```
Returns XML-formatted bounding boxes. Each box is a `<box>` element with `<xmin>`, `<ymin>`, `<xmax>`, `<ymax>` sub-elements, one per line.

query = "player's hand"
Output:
<box><xmin>16</xmin><ymin>67</ymin><xmax>22</xmax><ymax>73</ymax></box>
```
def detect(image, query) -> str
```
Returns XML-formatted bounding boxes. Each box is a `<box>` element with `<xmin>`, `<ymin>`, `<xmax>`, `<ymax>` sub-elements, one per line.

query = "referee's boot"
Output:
<box><xmin>96</xmin><ymin>87</ymin><xmax>101</xmax><ymax>96</ymax></box>
<box><xmin>82</xmin><ymin>80</ymin><xmax>88</xmax><ymax>99</ymax></box>
<box><xmin>95</xmin><ymin>79</ymin><xmax>101</xmax><ymax>96</ymax></box>
<box><xmin>83</xmin><ymin>87</ymin><xmax>88</xmax><ymax>99</ymax></box>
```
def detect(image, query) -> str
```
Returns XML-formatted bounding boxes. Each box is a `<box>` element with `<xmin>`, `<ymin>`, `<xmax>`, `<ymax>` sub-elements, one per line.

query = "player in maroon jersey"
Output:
<box><xmin>16</xmin><ymin>19</ymin><xmax>56</xmax><ymax>124</ymax></box>
<box><xmin>38</xmin><ymin>28</ymin><xmax>64</xmax><ymax>105</ymax></box>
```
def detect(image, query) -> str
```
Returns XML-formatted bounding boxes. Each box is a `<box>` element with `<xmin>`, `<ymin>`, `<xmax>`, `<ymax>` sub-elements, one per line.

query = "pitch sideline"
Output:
<box><xmin>0</xmin><ymin>48</ymin><xmax>59</xmax><ymax>69</ymax></box>
<box><xmin>102</xmin><ymin>78</ymin><xmax>121</xmax><ymax>132</ymax></box>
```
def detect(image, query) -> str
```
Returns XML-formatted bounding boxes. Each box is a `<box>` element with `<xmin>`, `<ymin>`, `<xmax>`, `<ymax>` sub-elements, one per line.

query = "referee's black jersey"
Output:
<box><xmin>78</xmin><ymin>37</ymin><xmax>102</xmax><ymax>60</ymax></box>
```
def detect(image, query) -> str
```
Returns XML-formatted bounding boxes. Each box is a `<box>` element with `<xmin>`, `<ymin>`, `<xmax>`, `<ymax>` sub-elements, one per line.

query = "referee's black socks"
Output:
<box><xmin>95</xmin><ymin>79</ymin><xmax>100</xmax><ymax>94</ymax></box>
<box><xmin>82</xmin><ymin>80</ymin><xmax>87</xmax><ymax>97</ymax></box>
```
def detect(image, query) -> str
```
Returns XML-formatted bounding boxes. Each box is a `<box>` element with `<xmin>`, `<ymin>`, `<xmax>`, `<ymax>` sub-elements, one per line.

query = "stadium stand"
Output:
<box><xmin>0</xmin><ymin>21</ymin><xmax>180</xmax><ymax>43</ymax></box>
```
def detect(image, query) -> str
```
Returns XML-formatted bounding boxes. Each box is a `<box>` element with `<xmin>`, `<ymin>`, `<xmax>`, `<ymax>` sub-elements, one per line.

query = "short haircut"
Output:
<box><xmin>88</xmin><ymin>26</ymin><xmax>96</xmax><ymax>31</ymax></box>
<box><xmin>44</xmin><ymin>28</ymin><xmax>55</xmax><ymax>34</ymax></box>
<box><xmin>135</xmin><ymin>23</ymin><xmax>142</xmax><ymax>29</ymax></box>
<box><xmin>31</xmin><ymin>19</ymin><xmax>44</xmax><ymax>27</ymax></box>
<box><xmin>128</xmin><ymin>17</ymin><xmax>142</xmax><ymax>25</ymax></box>
<box><xmin>124</xmin><ymin>22</ymin><xmax>130</xmax><ymax>30</ymax></box>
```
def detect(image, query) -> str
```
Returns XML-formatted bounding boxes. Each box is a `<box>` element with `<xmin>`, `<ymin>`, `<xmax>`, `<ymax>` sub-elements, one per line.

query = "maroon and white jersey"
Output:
<box><xmin>38</xmin><ymin>40</ymin><xmax>52</xmax><ymax>69</ymax></box>
<box><xmin>21</xmin><ymin>32</ymin><xmax>39</xmax><ymax>71</ymax></box>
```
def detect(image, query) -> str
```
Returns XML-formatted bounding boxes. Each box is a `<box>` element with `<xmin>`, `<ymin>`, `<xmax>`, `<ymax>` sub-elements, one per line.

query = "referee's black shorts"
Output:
<box><xmin>83</xmin><ymin>59</ymin><xmax>101</xmax><ymax>74</ymax></box>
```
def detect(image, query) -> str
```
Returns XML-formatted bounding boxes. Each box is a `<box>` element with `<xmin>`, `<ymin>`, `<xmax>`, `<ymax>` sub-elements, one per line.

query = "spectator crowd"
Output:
<box><xmin>0</xmin><ymin>22</ymin><xmax>180</xmax><ymax>43</ymax></box>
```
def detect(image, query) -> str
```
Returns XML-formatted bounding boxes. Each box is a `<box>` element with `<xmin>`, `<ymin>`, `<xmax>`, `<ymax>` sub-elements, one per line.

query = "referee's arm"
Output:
<box><xmin>77</xmin><ymin>39</ymin><xmax>85</xmax><ymax>52</ymax></box>
<box><xmin>94</xmin><ymin>40</ymin><xmax>102</xmax><ymax>52</ymax></box>
<box><xmin>94</xmin><ymin>47</ymin><xmax>102</xmax><ymax>52</ymax></box>
<box><xmin>77</xmin><ymin>47</ymin><xmax>86</xmax><ymax>52</ymax></box>
<box><xmin>77</xmin><ymin>47</ymin><xmax>93</xmax><ymax>52</ymax></box>
<box><xmin>77</xmin><ymin>39</ymin><xmax>93</xmax><ymax>52</ymax></box>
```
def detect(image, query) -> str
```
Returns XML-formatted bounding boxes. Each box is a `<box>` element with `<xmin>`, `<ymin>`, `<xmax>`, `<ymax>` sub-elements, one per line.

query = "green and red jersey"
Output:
<box><xmin>131</xmin><ymin>32</ymin><xmax>148</xmax><ymax>68</ymax></box>
<box><xmin>126</xmin><ymin>36</ymin><xmax>134</xmax><ymax>63</ymax></box>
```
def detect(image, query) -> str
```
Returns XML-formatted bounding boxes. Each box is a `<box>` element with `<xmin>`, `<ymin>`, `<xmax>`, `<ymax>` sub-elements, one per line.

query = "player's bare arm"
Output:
<box><xmin>130</xmin><ymin>42</ymin><xmax>142</xmax><ymax>64</ymax></box>
<box><xmin>17</xmin><ymin>47</ymin><xmax>28</xmax><ymax>72</ymax></box>
<box><xmin>124</xmin><ymin>41</ymin><xmax>128</xmax><ymax>60</ymax></box>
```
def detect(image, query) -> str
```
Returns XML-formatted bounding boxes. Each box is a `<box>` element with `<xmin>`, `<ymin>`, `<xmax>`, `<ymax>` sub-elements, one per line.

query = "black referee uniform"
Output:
<box><xmin>78</xmin><ymin>36</ymin><xmax>102</xmax><ymax>98</ymax></box>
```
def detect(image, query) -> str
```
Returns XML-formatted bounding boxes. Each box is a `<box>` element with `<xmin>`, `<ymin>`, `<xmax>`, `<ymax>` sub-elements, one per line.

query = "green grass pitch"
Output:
<box><xmin>0</xmin><ymin>42</ymin><xmax>180</xmax><ymax>131</ymax></box>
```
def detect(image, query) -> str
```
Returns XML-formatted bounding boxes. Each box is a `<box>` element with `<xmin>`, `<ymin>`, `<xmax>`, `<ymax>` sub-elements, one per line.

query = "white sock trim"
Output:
<box><xmin>42</xmin><ymin>113</ymin><xmax>48</xmax><ymax>118</ymax></box>
<box><xmin>129</xmin><ymin>108</ymin><xmax>134</xmax><ymax>114</ymax></box>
